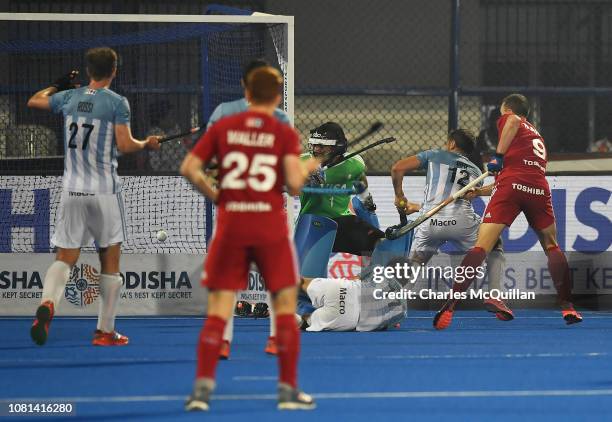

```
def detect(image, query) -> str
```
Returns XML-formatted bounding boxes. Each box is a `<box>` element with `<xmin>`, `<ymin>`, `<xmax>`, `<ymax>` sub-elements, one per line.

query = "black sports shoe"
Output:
<box><xmin>31</xmin><ymin>301</ymin><xmax>54</xmax><ymax>346</ymax></box>
<box><xmin>277</xmin><ymin>383</ymin><xmax>316</xmax><ymax>410</ymax></box>
<box><xmin>252</xmin><ymin>302</ymin><xmax>270</xmax><ymax>318</ymax></box>
<box><xmin>234</xmin><ymin>301</ymin><xmax>253</xmax><ymax>317</ymax></box>
<box><xmin>185</xmin><ymin>379</ymin><xmax>214</xmax><ymax>412</ymax></box>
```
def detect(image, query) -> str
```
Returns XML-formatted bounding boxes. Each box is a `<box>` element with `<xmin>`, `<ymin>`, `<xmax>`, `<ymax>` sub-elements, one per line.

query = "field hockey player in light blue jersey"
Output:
<box><xmin>391</xmin><ymin>129</ymin><xmax>514</xmax><ymax>321</ymax></box>
<box><xmin>27</xmin><ymin>47</ymin><xmax>160</xmax><ymax>347</ymax></box>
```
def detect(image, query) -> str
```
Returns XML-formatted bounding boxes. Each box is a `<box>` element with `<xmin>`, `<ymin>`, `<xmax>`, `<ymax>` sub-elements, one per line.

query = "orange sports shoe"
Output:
<box><xmin>433</xmin><ymin>301</ymin><xmax>455</xmax><ymax>330</ymax></box>
<box><xmin>31</xmin><ymin>300</ymin><xmax>55</xmax><ymax>346</ymax></box>
<box><xmin>484</xmin><ymin>298</ymin><xmax>514</xmax><ymax>321</ymax></box>
<box><xmin>265</xmin><ymin>336</ymin><xmax>278</xmax><ymax>355</ymax></box>
<box><xmin>561</xmin><ymin>303</ymin><xmax>583</xmax><ymax>325</ymax></box>
<box><xmin>219</xmin><ymin>340</ymin><xmax>231</xmax><ymax>360</ymax></box>
<box><xmin>92</xmin><ymin>330</ymin><xmax>129</xmax><ymax>346</ymax></box>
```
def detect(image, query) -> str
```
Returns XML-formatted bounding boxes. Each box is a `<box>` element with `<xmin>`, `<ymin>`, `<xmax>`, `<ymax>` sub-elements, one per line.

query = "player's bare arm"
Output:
<box><xmin>27</xmin><ymin>70</ymin><xmax>80</xmax><ymax>110</ymax></box>
<box><xmin>115</xmin><ymin>124</ymin><xmax>160</xmax><ymax>153</ymax></box>
<box><xmin>27</xmin><ymin>87</ymin><xmax>57</xmax><ymax>110</ymax></box>
<box><xmin>464</xmin><ymin>183</ymin><xmax>494</xmax><ymax>200</ymax></box>
<box><xmin>284</xmin><ymin>154</ymin><xmax>321</xmax><ymax>196</ymax></box>
<box><xmin>180</xmin><ymin>152</ymin><xmax>219</xmax><ymax>203</ymax></box>
<box><xmin>496</xmin><ymin>114</ymin><xmax>521</xmax><ymax>155</ymax></box>
<box><xmin>390</xmin><ymin>155</ymin><xmax>421</xmax><ymax>214</ymax></box>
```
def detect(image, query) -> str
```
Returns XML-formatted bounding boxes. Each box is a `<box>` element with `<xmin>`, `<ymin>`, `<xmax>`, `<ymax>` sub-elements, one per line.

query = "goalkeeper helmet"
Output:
<box><xmin>308</xmin><ymin>122</ymin><xmax>348</xmax><ymax>158</ymax></box>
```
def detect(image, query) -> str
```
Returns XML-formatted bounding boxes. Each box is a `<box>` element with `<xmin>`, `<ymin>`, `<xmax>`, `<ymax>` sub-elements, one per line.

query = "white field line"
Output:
<box><xmin>4</xmin><ymin>388</ymin><xmax>612</xmax><ymax>404</ymax></box>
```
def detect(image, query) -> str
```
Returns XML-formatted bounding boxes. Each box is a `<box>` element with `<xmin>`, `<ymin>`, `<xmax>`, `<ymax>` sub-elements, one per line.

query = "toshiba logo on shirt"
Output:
<box><xmin>227</xmin><ymin>130</ymin><xmax>275</xmax><ymax>147</ymax></box>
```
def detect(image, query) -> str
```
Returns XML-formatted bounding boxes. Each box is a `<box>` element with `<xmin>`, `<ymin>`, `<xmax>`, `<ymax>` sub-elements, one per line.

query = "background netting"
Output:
<box><xmin>0</xmin><ymin>18</ymin><xmax>289</xmax><ymax>253</ymax></box>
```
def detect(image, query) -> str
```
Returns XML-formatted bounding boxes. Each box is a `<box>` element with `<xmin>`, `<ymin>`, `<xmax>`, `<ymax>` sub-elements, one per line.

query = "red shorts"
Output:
<box><xmin>483</xmin><ymin>179</ymin><xmax>555</xmax><ymax>230</ymax></box>
<box><xmin>202</xmin><ymin>235</ymin><xmax>299</xmax><ymax>293</ymax></box>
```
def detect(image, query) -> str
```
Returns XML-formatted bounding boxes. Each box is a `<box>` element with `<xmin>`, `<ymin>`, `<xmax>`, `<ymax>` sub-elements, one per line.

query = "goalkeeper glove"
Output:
<box><xmin>361</xmin><ymin>194</ymin><xmax>377</xmax><ymax>212</ymax></box>
<box><xmin>52</xmin><ymin>70</ymin><xmax>79</xmax><ymax>92</ymax></box>
<box><xmin>306</xmin><ymin>168</ymin><xmax>325</xmax><ymax>187</ymax></box>
<box><xmin>486</xmin><ymin>153</ymin><xmax>504</xmax><ymax>174</ymax></box>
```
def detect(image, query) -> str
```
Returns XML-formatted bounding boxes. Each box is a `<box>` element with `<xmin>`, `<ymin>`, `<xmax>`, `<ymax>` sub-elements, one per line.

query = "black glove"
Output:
<box><xmin>362</xmin><ymin>194</ymin><xmax>377</xmax><ymax>212</ymax></box>
<box><xmin>52</xmin><ymin>70</ymin><xmax>79</xmax><ymax>92</ymax></box>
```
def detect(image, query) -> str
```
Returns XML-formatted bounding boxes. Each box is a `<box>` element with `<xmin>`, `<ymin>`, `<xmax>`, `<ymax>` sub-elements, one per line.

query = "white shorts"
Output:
<box><xmin>51</xmin><ymin>191</ymin><xmax>127</xmax><ymax>249</ymax></box>
<box><xmin>410</xmin><ymin>213</ymin><xmax>480</xmax><ymax>263</ymax></box>
<box><xmin>306</xmin><ymin>278</ymin><xmax>361</xmax><ymax>332</ymax></box>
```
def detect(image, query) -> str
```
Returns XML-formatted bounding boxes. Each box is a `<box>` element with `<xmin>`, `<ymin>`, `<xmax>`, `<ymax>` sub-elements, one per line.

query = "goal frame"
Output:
<box><xmin>0</xmin><ymin>12</ymin><xmax>296</xmax><ymax>245</ymax></box>
<box><xmin>0</xmin><ymin>12</ymin><xmax>295</xmax><ymax>124</ymax></box>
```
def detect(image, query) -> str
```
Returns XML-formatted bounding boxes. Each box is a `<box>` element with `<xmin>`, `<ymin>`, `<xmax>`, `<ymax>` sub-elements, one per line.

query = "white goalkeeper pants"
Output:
<box><xmin>305</xmin><ymin>278</ymin><xmax>361</xmax><ymax>332</ymax></box>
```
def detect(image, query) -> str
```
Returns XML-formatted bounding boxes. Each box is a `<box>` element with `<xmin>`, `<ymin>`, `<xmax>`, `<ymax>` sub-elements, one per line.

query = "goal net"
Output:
<box><xmin>0</xmin><ymin>13</ymin><xmax>294</xmax><ymax>254</ymax></box>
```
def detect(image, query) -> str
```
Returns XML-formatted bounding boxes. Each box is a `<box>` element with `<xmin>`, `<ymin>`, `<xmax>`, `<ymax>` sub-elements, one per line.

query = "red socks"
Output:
<box><xmin>196</xmin><ymin>316</ymin><xmax>226</xmax><ymax>380</ymax></box>
<box><xmin>275</xmin><ymin>313</ymin><xmax>300</xmax><ymax>388</ymax></box>
<box><xmin>196</xmin><ymin>313</ymin><xmax>300</xmax><ymax>388</ymax></box>
<box><xmin>546</xmin><ymin>245</ymin><xmax>572</xmax><ymax>303</ymax></box>
<box><xmin>453</xmin><ymin>247</ymin><xmax>487</xmax><ymax>294</ymax></box>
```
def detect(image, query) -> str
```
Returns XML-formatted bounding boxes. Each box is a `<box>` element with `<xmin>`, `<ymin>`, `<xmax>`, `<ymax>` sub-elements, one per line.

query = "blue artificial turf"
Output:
<box><xmin>1</xmin><ymin>310</ymin><xmax>611</xmax><ymax>422</ymax></box>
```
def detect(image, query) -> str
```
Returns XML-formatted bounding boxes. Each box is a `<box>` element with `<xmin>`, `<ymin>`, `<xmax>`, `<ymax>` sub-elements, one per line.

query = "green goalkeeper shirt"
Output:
<box><xmin>299</xmin><ymin>153</ymin><xmax>366</xmax><ymax>218</ymax></box>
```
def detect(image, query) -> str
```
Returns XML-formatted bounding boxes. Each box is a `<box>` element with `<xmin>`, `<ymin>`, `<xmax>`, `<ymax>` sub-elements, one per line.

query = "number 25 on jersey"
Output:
<box><xmin>221</xmin><ymin>152</ymin><xmax>278</xmax><ymax>192</ymax></box>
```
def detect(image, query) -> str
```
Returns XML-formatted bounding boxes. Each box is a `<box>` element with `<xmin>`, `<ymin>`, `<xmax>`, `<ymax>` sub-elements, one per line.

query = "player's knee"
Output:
<box><xmin>55</xmin><ymin>248</ymin><xmax>80</xmax><ymax>267</ymax></box>
<box><xmin>272</xmin><ymin>287</ymin><xmax>297</xmax><ymax>315</ymax></box>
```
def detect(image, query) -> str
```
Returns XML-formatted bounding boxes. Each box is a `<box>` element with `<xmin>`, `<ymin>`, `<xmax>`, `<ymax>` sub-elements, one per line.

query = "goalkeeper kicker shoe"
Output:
<box><xmin>92</xmin><ymin>330</ymin><xmax>129</xmax><ymax>346</ymax></box>
<box><xmin>561</xmin><ymin>302</ymin><xmax>583</xmax><ymax>325</ymax></box>
<box><xmin>185</xmin><ymin>378</ymin><xmax>214</xmax><ymax>412</ymax></box>
<box><xmin>484</xmin><ymin>298</ymin><xmax>514</xmax><ymax>321</ymax></box>
<box><xmin>278</xmin><ymin>383</ymin><xmax>316</xmax><ymax>410</ymax></box>
<box><xmin>30</xmin><ymin>300</ymin><xmax>55</xmax><ymax>346</ymax></box>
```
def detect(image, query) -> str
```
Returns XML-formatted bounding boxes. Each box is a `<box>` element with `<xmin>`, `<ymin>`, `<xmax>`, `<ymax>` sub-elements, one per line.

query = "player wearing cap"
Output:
<box><xmin>391</xmin><ymin>129</ymin><xmax>513</xmax><ymax>320</ymax></box>
<box><xmin>26</xmin><ymin>47</ymin><xmax>160</xmax><ymax>346</ymax></box>
<box><xmin>300</xmin><ymin>122</ymin><xmax>383</xmax><ymax>256</ymax></box>
<box><xmin>181</xmin><ymin>66</ymin><xmax>319</xmax><ymax>411</ymax></box>
<box><xmin>433</xmin><ymin>94</ymin><xmax>583</xmax><ymax>330</ymax></box>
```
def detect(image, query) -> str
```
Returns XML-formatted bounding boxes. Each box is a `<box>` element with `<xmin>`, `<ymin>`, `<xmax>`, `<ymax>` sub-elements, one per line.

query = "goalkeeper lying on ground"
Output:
<box><xmin>297</xmin><ymin>258</ymin><xmax>409</xmax><ymax>332</ymax></box>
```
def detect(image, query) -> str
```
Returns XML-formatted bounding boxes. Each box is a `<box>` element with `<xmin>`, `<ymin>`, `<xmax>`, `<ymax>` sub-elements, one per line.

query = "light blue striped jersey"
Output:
<box><xmin>416</xmin><ymin>149</ymin><xmax>483</xmax><ymax>217</ymax></box>
<box><xmin>207</xmin><ymin>98</ymin><xmax>290</xmax><ymax>127</ymax></box>
<box><xmin>50</xmin><ymin>87</ymin><xmax>130</xmax><ymax>194</ymax></box>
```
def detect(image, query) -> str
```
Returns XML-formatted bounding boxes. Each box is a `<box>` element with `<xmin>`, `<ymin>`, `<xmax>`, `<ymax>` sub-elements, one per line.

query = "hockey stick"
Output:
<box><xmin>323</xmin><ymin>137</ymin><xmax>396</xmax><ymax>170</ymax></box>
<box><xmin>346</xmin><ymin>121</ymin><xmax>383</xmax><ymax>149</ymax></box>
<box><xmin>159</xmin><ymin>126</ymin><xmax>202</xmax><ymax>144</ymax></box>
<box><xmin>385</xmin><ymin>171</ymin><xmax>490</xmax><ymax>240</ymax></box>
<box><xmin>301</xmin><ymin>181</ymin><xmax>366</xmax><ymax>196</ymax></box>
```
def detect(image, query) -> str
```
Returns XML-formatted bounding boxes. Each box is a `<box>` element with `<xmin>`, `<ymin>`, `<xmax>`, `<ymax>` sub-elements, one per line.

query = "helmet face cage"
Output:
<box><xmin>308</xmin><ymin>122</ymin><xmax>347</xmax><ymax>158</ymax></box>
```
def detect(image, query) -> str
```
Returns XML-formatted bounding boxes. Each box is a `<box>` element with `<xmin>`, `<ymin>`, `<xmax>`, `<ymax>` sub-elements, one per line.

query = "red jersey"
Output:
<box><xmin>496</xmin><ymin>113</ymin><xmax>548</xmax><ymax>184</ymax></box>
<box><xmin>192</xmin><ymin>110</ymin><xmax>301</xmax><ymax>245</ymax></box>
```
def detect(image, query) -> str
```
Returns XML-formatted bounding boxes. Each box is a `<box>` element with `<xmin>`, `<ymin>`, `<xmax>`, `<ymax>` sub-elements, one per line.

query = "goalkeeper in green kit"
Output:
<box><xmin>299</xmin><ymin>122</ymin><xmax>384</xmax><ymax>256</ymax></box>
